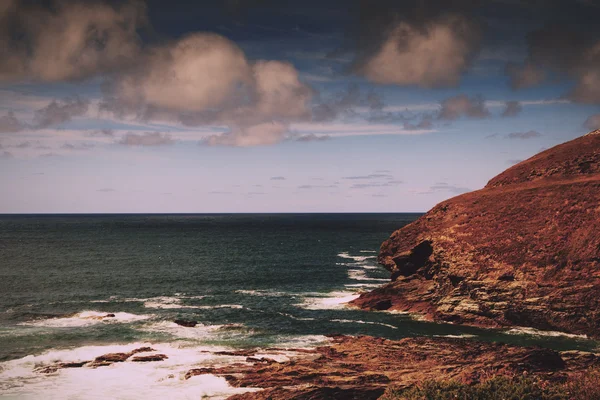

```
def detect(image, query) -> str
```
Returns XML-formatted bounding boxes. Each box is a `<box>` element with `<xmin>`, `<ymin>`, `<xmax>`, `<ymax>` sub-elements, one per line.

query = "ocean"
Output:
<box><xmin>0</xmin><ymin>214</ymin><xmax>597</xmax><ymax>399</ymax></box>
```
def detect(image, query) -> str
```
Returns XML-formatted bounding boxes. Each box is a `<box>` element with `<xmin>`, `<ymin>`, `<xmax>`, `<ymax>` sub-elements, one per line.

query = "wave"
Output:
<box><xmin>141</xmin><ymin>321</ymin><xmax>240</xmax><ymax>340</ymax></box>
<box><xmin>19</xmin><ymin>311</ymin><xmax>152</xmax><ymax>328</ymax></box>
<box><xmin>504</xmin><ymin>327</ymin><xmax>588</xmax><ymax>339</ymax></box>
<box><xmin>433</xmin><ymin>334</ymin><xmax>477</xmax><ymax>339</ymax></box>
<box><xmin>275</xmin><ymin>312</ymin><xmax>316</xmax><ymax>322</ymax></box>
<box><xmin>88</xmin><ymin>295</ymin><xmax>207</xmax><ymax>308</ymax></box>
<box><xmin>347</xmin><ymin>269</ymin><xmax>389</xmax><ymax>282</ymax></box>
<box><xmin>337</xmin><ymin>252</ymin><xmax>377</xmax><ymax>262</ymax></box>
<box><xmin>234</xmin><ymin>290</ymin><xmax>288</xmax><ymax>297</ymax></box>
<box><xmin>270</xmin><ymin>334</ymin><xmax>330</xmax><ymax>349</ymax></box>
<box><xmin>359</xmin><ymin>250</ymin><xmax>378</xmax><ymax>253</ymax></box>
<box><xmin>330</xmin><ymin>319</ymin><xmax>398</xmax><ymax>330</ymax></box>
<box><xmin>344</xmin><ymin>283</ymin><xmax>385</xmax><ymax>288</ymax></box>
<box><xmin>0</xmin><ymin>342</ymin><xmax>260</xmax><ymax>399</ymax></box>
<box><xmin>335</xmin><ymin>262</ymin><xmax>380</xmax><ymax>270</ymax></box>
<box><xmin>295</xmin><ymin>291</ymin><xmax>360</xmax><ymax>310</ymax></box>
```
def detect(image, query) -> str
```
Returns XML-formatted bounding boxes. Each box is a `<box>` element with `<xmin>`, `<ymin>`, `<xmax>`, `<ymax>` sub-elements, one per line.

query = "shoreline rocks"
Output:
<box><xmin>181</xmin><ymin>335</ymin><xmax>599</xmax><ymax>400</ymax></box>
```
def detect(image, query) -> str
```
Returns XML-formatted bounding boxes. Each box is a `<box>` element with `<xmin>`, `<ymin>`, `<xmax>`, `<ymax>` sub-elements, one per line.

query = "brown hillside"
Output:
<box><xmin>351</xmin><ymin>132</ymin><xmax>600</xmax><ymax>338</ymax></box>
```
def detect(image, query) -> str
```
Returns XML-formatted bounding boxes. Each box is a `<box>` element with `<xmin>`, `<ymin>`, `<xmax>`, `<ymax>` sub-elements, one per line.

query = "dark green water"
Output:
<box><xmin>0</xmin><ymin>214</ymin><xmax>597</xmax><ymax>398</ymax></box>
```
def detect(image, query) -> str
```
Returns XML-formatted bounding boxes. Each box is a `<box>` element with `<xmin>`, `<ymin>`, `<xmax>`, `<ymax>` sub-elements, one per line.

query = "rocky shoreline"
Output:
<box><xmin>351</xmin><ymin>132</ymin><xmax>600</xmax><ymax>338</ymax></box>
<box><xmin>35</xmin><ymin>335</ymin><xmax>600</xmax><ymax>399</ymax></box>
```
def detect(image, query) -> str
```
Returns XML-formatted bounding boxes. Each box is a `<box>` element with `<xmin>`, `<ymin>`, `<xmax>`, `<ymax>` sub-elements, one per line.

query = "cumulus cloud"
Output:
<box><xmin>501</xmin><ymin>101</ymin><xmax>523</xmax><ymax>117</ymax></box>
<box><xmin>103</xmin><ymin>33</ymin><xmax>312</xmax><ymax>146</ymax></box>
<box><xmin>0</xmin><ymin>111</ymin><xmax>25</xmax><ymax>132</ymax></box>
<box><xmin>506</xmin><ymin>24</ymin><xmax>600</xmax><ymax>103</ymax></box>
<box><xmin>584</xmin><ymin>114</ymin><xmax>600</xmax><ymax>130</ymax></box>
<box><xmin>0</xmin><ymin>0</ymin><xmax>146</xmax><ymax>82</ymax></box>
<box><xmin>103</xmin><ymin>34</ymin><xmax>250</xmax><ymax>115</ymax></box>
<box><xmin>438</xmin><ymin>95</ymin><xmax>490</xmax><ymax>120</ymax></box>
<box><xmin>355</xmin><ymin>15</ymin><xmax>481</xmax><ymax>88</ymax></box>
<box><xmin>117</xmin><ymin>132</ymin><xmax>175</xmax><ymax>146</ymax></box>
<box><xmin>34</xmin><ymin>97</ymin><xmax>89</xmax><ymax>128</ymax></box>
<box><xmin>506</xmin><ymin>130</ymin><xmax>542</xmax><ymax>139</ymax></box>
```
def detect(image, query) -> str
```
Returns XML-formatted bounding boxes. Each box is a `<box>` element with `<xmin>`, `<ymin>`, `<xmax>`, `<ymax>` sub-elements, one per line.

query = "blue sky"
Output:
<box><xmin>1</xmin><ymin>0</ymin><xmax>599</xmax><ymax>213</ymax></box>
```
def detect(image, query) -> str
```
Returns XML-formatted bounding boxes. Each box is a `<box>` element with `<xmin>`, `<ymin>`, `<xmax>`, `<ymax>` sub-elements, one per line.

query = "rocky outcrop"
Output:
<box><xmin>37</xmin><ymin>347</ymin><xmax>160</xmax><ymax>372</ymax></box>
<box><xmin>174</xmin><ymin>319</ymin><xmax>198</xmax><ymax>327</ymax></box>
<box><xmin>183</xmin><ymin>335</ymin><xmax>600</xmax><ymax>399</ymax></box>
<box><xmin>351</xmin><ymin>133</ymin><xmax>600</xmax><ymax>337</ymax></box>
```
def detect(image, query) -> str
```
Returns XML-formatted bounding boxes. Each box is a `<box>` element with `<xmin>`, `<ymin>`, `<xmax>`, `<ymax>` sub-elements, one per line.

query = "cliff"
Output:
<box><xmin>351</xmin><ymin>131</ymin><xmax>600</xmax><ymax>338</ymax></box>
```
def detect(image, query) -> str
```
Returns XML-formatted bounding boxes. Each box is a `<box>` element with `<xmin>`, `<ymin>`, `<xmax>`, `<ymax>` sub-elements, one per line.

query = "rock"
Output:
<box><xmin>185</xmin><ymin>368</ymin><xmax>216</xmax><ymax>380</ymax></box>
<box><xmin>104</xmin><ymin>313</ymin><xmax>115</xmax><ymax>318</ymax></box>
<box><xmin>130</xmin><ymin>354</ymin><xmax>168</xmax><ymax>362</ymax></box>
<box><xmin>129</xmin><ymin>347</ymin><xmax>156</xmax><ymax>355</ymax></box>
<box><xmin>373</xmin><ymin>299</ymin><xmax>392</xmax><ymax>311</ymax></box>
<box><xmin>174</xmin><ymin>319</ymin><xmax>198</xmax><ymax>327</ymax></box>
<box><xmin>351</xmin><ymin>132</ymin><xmax>600</xmax><ymax>338</ymax></box>
<box><xmin>36</xmin><ymin>360</ymin><xmax>90</xmax><ymax>373</ymax></box>
<box><xmin>214</xmin><ymin>349</ymin><xmax>258</xmax><ymax>357</ymax></box>
<box><xmin>186</xmin><ymin>335</ymin><xmax>597</xmax><ymax>398</ymax></box>
<box><xmin>245</xmin><ymin>356</ymin><xmax>279</xmax><ymax>364</ymax></box>
<box><xmin>93</xmin><ymin>353</ymin><xmax>130</xmax><ymax>363</ymax></box>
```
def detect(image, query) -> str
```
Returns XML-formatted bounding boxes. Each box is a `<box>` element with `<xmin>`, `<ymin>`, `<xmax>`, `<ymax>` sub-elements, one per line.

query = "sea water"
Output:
<box><xmin>0</xmin><ymin>214</ymin><xmax>597</xmax><ymax>398</ymax></box>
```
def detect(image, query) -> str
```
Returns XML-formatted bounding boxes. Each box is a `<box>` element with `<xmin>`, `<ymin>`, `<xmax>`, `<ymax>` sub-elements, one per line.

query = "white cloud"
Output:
<box><xmin>357</xmin><ymin>15</ymin><xmax>481</xmax><ymax>88</ymax></box>
<box><xmin>0</xmin><ymin>0</ymin><xmax>145</xmax><ymax>82</ymax></box>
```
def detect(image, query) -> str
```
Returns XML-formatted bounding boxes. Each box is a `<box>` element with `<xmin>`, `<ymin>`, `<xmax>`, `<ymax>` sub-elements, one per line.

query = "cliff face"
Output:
<box><xmin>351</xmin><ymin>131</ymin><xmax>600</xmax><ymax>337</ymax></box>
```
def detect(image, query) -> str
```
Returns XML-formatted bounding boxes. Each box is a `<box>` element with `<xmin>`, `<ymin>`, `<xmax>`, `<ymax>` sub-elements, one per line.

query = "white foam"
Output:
<box><xmin>191</xmin><ymin>305</ymin><xmax>244</xmax><ymax>310</ymax></box>
<box><xmin>271</xmin><ymin>334</ymin><xmax>330</xmax><ymax>349</ymax></box>
<box><xmin>344</xmin><ymin>283</ymin><xmax>385</xmax><ymax>288</ymax></box>
<box><xmin>433</xmin><ymin>334</ymin><xmax>477</xmax><ymax>339</ymax></box>
<box><xmin>20</xmin><ymin>311</ymin><xmax>152</xmax><ymax>328</ymax></box>
<box><xmin>347</xmin><ymin>269</ymin><xmax>389</xmax><ymax>282</ymax></box>
<box><xmin>359</xmin><ymin>250</ymin><xmax>377</xmax><ymax>253</ymax></box>
<box><xmin>234</xmin><ymin>290</ymin><xmax>287</xmax><ymax>297</ymax></box>
<box><xmin>337</xmin><ymin>252</ymin><xmax>377</xmax><ymax>262</ymax></box>
<box><xmin>88</xmin><ymin>295</ymin><xmax>207</xmax><ymax>308</ymax></box>
<box><xmin>275</xmin><ymin>312</ymin><xmax>316</xmax><ymax>321</ymax></box>
<box><xmin>505</xmin><ymin>327</ymin><xmax>588</xmax><ymax>339</ymax></box>
<box><xmin>134</xmin><ymin>296</ymin><xmax>206</xmax><ymax>309</ymax></box>
<box><xmin>330</xmin><ymin>319</ymin><xmax>398</xmax><ymax>330</ymax></box>
<box><xmin>0</xmin><ymin>342</ymin><xmax>260</xmax><ymax>399</ymax></box>
<box><xmin>141</xmin><ymin>321</ymin><xmax>242</xmax><ymax>340</ymax></box>
<box><xmin>295</xmin><ymin>291</ymin><xmax>360</xmax><ymax>310</ymax></box>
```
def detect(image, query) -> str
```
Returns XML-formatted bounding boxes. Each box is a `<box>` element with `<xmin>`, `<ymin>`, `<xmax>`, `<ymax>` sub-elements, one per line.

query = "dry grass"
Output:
<box><xmin>381</xmin><ymin>369</ymin><xmax>600</xmax><ymax>400</ymax></box>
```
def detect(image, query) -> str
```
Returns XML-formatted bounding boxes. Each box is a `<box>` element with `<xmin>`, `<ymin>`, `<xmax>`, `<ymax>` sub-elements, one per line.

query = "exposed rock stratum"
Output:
<box><xmin>351</xmin><ymin>132</ymin><xmax>600</xmax><ymax>338</ymax></box>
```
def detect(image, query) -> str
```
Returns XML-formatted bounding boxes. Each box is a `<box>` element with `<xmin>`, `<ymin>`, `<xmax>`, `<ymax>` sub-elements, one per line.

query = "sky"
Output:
<box><xmin>1</xmin><ymin>0</ymin><xmax>600</xmax><ymax>213</ymax></box>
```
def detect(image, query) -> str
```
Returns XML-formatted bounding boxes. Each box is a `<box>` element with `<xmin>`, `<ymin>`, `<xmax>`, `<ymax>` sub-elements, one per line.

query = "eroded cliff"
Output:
<box><xmin>351</xmin><ymin>131</ymin><xmax>600</xmax><ymax>338</ymax></box>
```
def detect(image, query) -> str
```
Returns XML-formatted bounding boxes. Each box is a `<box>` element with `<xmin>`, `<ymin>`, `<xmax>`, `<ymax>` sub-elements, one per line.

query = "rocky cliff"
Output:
<box><xmin>351</xmin><ymin>131</ymin><xmax>600</xmax><ymax>338</ymax></box>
